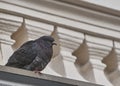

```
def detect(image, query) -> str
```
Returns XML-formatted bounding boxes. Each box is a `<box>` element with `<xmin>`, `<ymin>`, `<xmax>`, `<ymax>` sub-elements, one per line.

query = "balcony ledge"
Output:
<box><xmin>0</xmin><ymin>65</ymin><xmax>102</xmax><ymax>86</ymax></box>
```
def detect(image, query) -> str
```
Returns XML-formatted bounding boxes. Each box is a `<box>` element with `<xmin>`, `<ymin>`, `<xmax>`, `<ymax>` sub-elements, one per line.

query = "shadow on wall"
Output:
<box><xmin>50</xmin><ymin>26</ymin><xmax>66</xmax><ymax>76</ymax></box>
<box><xmin>49</xmin><ymin>54</ymin><xmax>66</xmax><ymax>76</ymax></box>
<box><xmin>72</xmin><ymin>39</ymin><xmax>96</xmax><ymax>82</ymax></box>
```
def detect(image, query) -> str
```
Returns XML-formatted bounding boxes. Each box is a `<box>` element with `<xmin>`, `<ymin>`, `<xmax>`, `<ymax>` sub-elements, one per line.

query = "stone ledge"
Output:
<box><xmin>0</xmin><ymin>66</ymin><xmax>102</xmax><ymax>86</ymax></box>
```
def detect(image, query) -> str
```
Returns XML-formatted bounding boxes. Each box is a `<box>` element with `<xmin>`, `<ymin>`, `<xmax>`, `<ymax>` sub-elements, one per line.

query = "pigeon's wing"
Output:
<box><xmin>23</xmin><ymin>46</ymin><xmax>53</xmax><ymax>71</ymax></box>
<box><xmin>6</xmin><ymin>41</ymin><xmax>37</xmax><ymax>68</ymax></box>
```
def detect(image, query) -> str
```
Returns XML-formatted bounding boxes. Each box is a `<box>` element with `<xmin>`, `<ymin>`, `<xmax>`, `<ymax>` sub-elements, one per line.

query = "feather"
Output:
<box><xmin>6</xmin><ymin>36</ymin><xmax>56</xmax><ymax>71</ymax></box>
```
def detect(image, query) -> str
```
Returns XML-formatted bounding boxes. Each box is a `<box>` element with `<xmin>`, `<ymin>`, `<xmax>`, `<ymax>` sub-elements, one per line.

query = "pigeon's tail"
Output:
<box><xmin>6</xmin><ymin>62</ymin><xmax>22</xmax><ymax>68</ymax></box>
<box><xmin>5</xmin><ymin>62</ymin><xmax>14</xmax><ymax>66</ymax></box>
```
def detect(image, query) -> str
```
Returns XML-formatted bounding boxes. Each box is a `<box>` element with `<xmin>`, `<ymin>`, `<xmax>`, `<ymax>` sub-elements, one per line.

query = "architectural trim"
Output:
<box><xmin>0</xmin><ymin>0</ymin><xmax>120</xmax><ymax>42</ymax></box>
<box><xmin>58</xmin><ymin>0</ymin><xmax>120</xmax><ymax>17</ymax></box>
<box><xmin>0</xmin><ymin>66</ymin><xmax>102</xmax><ymax>86</ymax></box>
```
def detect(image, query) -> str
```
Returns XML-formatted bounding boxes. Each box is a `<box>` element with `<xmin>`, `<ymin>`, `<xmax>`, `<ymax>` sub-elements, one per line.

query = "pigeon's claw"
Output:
<box><xmin>34</xmin><ymin>70</ymin><xmax>42</xmax><ymax>74</ymax></box>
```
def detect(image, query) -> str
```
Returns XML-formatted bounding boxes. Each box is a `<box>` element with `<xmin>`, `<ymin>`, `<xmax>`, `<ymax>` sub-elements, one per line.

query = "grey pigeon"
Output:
<box><xmin>6</xmin><ymin>36</ymin><xmax>56</xmax><ymax>72</ymax></box>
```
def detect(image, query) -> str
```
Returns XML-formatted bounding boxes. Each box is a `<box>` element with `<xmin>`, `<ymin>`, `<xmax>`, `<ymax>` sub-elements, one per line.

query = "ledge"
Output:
<box><xmin>0</xmin><ymin>66</ymin><xmax>102</xmax><ymax>86</ymax></box>
<box><xmin>58</xmin><ymin>0</ymin><xmax>120</xmax><ymax>17</ymax></box>
<box><xmin>1</xmin><ymin>0</ymin><xmax>120</xmax><ymax>43</ymax></box>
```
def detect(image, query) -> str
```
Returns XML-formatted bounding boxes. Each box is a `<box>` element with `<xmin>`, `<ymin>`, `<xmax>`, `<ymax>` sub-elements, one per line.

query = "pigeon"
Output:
<box><xmin>6</xmin><ymin>36</ymin><xmax>56</xmax><ymax>73</ymax></box>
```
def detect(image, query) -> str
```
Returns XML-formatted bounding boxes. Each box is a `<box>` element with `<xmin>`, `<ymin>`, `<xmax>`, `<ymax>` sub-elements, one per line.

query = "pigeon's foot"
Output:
<box><xmin>34</xmin><ymin>70</ymin><xmax>42</xmax><ymax>74</ymax></box>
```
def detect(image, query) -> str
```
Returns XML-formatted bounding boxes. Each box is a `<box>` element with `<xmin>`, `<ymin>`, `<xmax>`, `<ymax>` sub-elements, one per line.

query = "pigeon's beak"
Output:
<box><xmin>52</xmin><ymin>42</ymin><xmax>57</xmax><ymax>45</ymax></box>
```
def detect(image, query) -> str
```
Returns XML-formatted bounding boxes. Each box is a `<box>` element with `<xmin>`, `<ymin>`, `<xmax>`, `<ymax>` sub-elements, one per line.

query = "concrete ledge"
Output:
<box><xmin>58</xmin><ymin>0</ymin><xmax>120</xmax><ymax>17</ymax></box>
<box><xmin>0</xmin><ymin>66</ymin><xmax>102</xmax><ymax>86</ymax></box>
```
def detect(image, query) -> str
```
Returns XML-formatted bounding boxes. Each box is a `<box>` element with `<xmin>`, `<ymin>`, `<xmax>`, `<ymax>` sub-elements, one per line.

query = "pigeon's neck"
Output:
<box><xmin>36</xmin><ymin>39</ymin><xmax>44</xmax><ymax>46</ymax></box>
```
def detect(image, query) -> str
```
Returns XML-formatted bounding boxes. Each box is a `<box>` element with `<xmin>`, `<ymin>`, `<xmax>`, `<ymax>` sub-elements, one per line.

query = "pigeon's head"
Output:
<box><xmin>41</xmin><ymin>36</ymin><xmax>57</xmax><ymax>46</ymax></box>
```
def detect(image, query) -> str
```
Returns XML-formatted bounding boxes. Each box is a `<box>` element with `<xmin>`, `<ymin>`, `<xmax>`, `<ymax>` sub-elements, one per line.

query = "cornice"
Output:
<box><xmin>1</xmin><ymin>0</ymin><xmax>120</xmax><ymax>29</ymax></box>
<box><xmin>0</xmin><ymin>0</ymin><xmax>120</xmax><ymax>42</ymax></box>
<box><xmin>58</xmin><ymin>0</ymin><xmax>120</xmax><ymax>17</ymax></box>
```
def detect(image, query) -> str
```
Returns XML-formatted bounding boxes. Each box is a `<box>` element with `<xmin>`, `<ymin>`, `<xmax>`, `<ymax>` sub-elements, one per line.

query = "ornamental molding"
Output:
<box><xmin>0</xmin><ymin>0</ymin><xmax>120</xmax><ymax>42</ymax></box>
